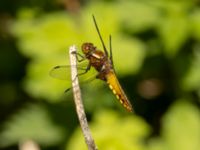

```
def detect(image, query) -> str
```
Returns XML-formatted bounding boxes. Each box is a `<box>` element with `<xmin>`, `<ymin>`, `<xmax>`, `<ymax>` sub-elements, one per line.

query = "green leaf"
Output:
<box><xmin>117</xmin><ymin>1</ymin><xmax>160</xmax><ymax>33</ymax></box>
<box><xmin>182</xmin><ymin>50</ymin><xmax>200</xmax><ymax>92</ymax></box>
<box><xmin>157</xmin><ymin>1</ymin><xmax>191</xmax><ymax>57</ymax></box>
<box><xmin>0</xmin><ymin>104</ymin><xmax>64</xmax><ymax>147</ymax></box>
<box><xmin>112</xmin><ymin>36</ymin><xmax>146</xmax><ymax>75</ymax></box>
<box><xmin>191</xmin><ymin>10</ymin><xmax>200</xmax><ymax>41</ymax></box>
<box><xmin>66</xmin><ymin>110</ymin><xmax>150</xmax><ymax>150</ymax></box>
<box><xmin>147</xmin><ymin>100</ymin><xmax>200</xmax><ymax>150</ymax></box>
<box><xmin>162</xmin><ymin>100</ymin><xmax>200</xmax><ymax>150</ymax></box>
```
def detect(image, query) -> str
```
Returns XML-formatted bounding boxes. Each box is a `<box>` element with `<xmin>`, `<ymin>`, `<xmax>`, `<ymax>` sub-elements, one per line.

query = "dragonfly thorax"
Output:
<box><xmin>82</xmin><ymin>42</ymin><xmax>113</xmax><ymax>81</ymax></box>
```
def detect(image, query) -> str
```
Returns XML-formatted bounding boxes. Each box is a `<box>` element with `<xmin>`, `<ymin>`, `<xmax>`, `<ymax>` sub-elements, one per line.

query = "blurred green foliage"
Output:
<box><xmin>147</xmin><ymin>100</ymin><xmax>200</xmax><ymax>150</ymax></box>
<box><xmin>67</xmin><ymin>110</ymin><xmax>150</xmax><ymax>150</ymax></box>
<box><xmin>0</xmin><ymin>104</ymin><xmax>64</xmax><ymax>147</ymax></box>
<box><xmin>0</xmin><ymin>0</ymin><xmax>200</xmax><ymax>150</ymax></box>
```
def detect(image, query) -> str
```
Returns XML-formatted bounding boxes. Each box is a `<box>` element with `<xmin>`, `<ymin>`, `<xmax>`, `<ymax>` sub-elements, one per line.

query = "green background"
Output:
<box><xmin>0</xmin><ymin>0</ymin><xmax>200</xmax><ymax>150</ymax></box>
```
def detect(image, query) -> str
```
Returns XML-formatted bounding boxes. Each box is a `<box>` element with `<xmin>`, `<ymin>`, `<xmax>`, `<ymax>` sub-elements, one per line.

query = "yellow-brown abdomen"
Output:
<box><xmin>106</xmin><ymin>71</ymin><xmax>133</xmax><ymax>112</ymax></box>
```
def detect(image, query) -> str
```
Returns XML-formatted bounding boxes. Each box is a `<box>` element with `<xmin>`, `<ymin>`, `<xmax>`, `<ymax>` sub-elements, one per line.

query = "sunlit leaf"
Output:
<box><xmin>157</xmin><ymin>1</ymin><xmax>191</xmax><ymax>57</ymax></box>
<box><xmin>0</xmin><ymin>104</ymin><xmax>64</xmax><ymax>147</ymax></box>
<box><xmin>191</xmin><ymin>10</ymin><xmax>200</xmax><ymax>41</ymax></box>
<box><xmin>182</xmin><ymin>50</ymin><xmax>200</xmax><ymax>92</ymax></box>
<box><xmin>147</xmin><ymin>100</ymin><xmax>200</xmax><ymax>150</ymax></box>
<box><xmin>66</xmin><ymin>110</ymin><xmax>150</xmax><ymax>150</ymax></box>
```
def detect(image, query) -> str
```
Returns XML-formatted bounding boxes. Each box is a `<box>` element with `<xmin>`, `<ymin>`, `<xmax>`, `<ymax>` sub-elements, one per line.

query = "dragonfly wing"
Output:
<box><xmin>50</xmin><ymin>65</ymin><xmax>71</xmax><ymax>80</ymax></box>
<box><xmin>105</xmin><ymin>71</ymin><xmax>133</xmax><ymax>112</ymax></box>
<box><xmin>50</xmin><ymin>64</ymin><xmax>98</xmax><ymax>83</ymax></box>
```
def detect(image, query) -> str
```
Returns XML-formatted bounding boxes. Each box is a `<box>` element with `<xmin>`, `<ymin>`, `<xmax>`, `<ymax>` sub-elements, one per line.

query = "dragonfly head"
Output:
<box><xmin>82</xmin><ymin>43</ymin><xmax>96</xmax><ymax>55</ymax></box>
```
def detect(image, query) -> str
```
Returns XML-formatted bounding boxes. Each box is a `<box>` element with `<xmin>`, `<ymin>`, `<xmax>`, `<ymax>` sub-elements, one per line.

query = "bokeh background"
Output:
<box><xmin>0</xmin><ymin>0</ymin><xmax>200</xmax><ymax>150</ymax></box>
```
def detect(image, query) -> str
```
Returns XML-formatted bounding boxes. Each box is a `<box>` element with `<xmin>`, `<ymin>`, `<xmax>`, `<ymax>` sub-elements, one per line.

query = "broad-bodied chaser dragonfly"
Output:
<box><xmin>50</xmin><ymin>15</ymin><xmax>133</xmax><ymax>112</ymax></box>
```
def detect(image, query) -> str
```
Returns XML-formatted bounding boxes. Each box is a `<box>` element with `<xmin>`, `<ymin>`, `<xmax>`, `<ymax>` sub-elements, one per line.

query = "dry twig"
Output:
<box><xmin>69</xmin><ymin>45</ymin><xmax>98</xmax><ymax>150</ymax></box>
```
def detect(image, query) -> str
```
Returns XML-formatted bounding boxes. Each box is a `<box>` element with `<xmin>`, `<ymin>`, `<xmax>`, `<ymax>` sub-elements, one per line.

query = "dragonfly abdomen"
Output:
<box><xmin>106</xmin><ymin>71</ymin><xmax>133</xmax><ymax>112</ymax></box>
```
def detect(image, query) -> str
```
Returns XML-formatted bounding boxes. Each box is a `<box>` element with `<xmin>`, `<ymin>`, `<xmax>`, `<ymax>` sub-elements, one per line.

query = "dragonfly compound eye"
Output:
<box><xmin>82</xmin><ymin>43</ymin><xmax>94</xmax><ymax>54</ymax></box>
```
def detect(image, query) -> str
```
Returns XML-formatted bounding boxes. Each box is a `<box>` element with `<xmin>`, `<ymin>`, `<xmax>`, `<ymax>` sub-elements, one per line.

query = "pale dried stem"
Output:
<box><xmin>69</xmin><ymin>45</ymin><xmax>98</xmax><ymax>150</ymax></box>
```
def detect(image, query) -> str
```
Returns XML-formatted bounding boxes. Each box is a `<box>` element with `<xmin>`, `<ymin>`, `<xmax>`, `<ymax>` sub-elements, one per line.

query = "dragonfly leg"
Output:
<box><xmin>71</xmin><ymin>51</ymin><xmax>86</xmax><ymax>62</ymax></box>
<box><xmin>64</xmin><ymin>87</ymin><xmax>71</xmax><ymax>93</ymax></box>
<box><xmin>77</xmin><ymin>64</ymin><xmax>91</xmax><ymax>76</ymax></box>
<box><xmin>72</xmin><ymin>64</ymin><xmax>91</xmax><ymax>81</ymax></box>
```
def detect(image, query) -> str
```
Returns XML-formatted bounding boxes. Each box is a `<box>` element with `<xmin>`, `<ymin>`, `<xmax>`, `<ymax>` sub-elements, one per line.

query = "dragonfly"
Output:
<box><xmin>50</xmin><ymin>15</ymin><xmax>133</xmax><ymax>112</ymax></box>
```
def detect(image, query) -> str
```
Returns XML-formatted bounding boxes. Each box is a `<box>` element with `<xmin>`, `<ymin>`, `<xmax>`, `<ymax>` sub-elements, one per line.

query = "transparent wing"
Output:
<box><xmin>50</xmin><ymin>65</ymin><xmax>71</xmax><ymax>80</ymax></box>
<box><xmin>49</xmin><ymin>63</ymin><xmax>98</xmax><ymax>83</ymax></box>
